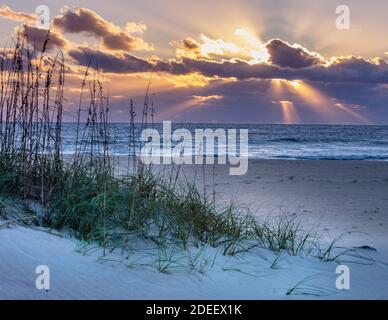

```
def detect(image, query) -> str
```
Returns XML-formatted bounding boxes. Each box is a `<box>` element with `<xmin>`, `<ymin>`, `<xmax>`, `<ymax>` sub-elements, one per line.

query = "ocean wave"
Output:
<box><xmin>371</xmin><ymin>140</ymin><xmax>388</xmax><ymax>146</ymax></box>
<box><xmin>60</xmin><ymin>123</ymin><xmax>388</xmax><ymax>161</ymax></box>
<box><xmin>268</xmin><ymin>155</ymin><xmax>388</xmax><ymax>161</ymax></box>
<box><xmin>253</xmin><ymin>137</ymin><xmax>371</xmax><ymax>144</ymax></box>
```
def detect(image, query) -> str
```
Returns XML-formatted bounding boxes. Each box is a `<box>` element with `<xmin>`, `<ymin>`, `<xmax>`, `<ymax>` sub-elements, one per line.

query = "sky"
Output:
<box><xmin>0</xmin><ymin>0</ymin><xmax>388</xmax><ymax>124</ymax></box>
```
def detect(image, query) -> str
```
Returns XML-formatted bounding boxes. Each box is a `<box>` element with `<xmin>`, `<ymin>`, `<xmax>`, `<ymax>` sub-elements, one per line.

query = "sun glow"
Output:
<box><xmin>199</xmin><ymin>34</ymin><xmax>240</xmax><ymax>57</ymax></box>
<box><xmin>178</xmin><ymin>28</ymin><xmax>269</xmax><ymax>64</ymax></box>
<box><xmin>289</xmin><ymin>80</ymin><xmax>302</xmax><ymax>89</ymax></box>
<box><xmin>233</xmin><ymin>28</ymin><xmax>270</xmax><ymax>64</ymax></box>
<box><xmin>192</xmin><ymin>95</ymin><xmax>223</xmax><ymax>104</ymax></box>
<box><xmin>167</xmin><ymin>72</ymin><xmax>212</xmax><ymax>88</ymax></box>
<box><xmin>288</xmin><ymin>81</ymin><xmax>329</xmax><ymax>110</ymax></box>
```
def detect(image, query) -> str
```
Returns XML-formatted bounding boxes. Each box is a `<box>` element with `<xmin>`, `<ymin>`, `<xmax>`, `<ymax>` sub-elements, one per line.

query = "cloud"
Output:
<box><xmin>166</xmin><ymin>72</ymin><xmax>214</xmax><ymax>88</ymax></box>
<box><xmin>0</xmin><ymin>5</ymin><xmax>36</xmax><ymax>24</ymax></box>
<box><xmin>175</xmin><ymin>37</ymin><xmax>202</xmax><ymax>59</ymax></box>
<box><xmin>170</xmin><ymin>33</ymin><xmax>388</xmax><ymax>85</ymax></box>
<box><xmin>170</xmin><ymin>54</ymin><xmax>388</xmax><ymax>84</ymax></box>
<box><xmin>5</xmin><ymin>7</ymin><xmax>386</xmax><ymax>86</ymax></box>
<box><xmin>0</xmin><ymin>6</ymin><xmax>68</xmax><ymax>51</ymax></box>
<box><xmin>182</xmin><ymin>37</ymin><xmax>200</xmax><ymax>50</ymax></box>
<box><xmin>192</xmin><ymin>95</ymin><xmax>223</xmax><ymax>104</ymax></box>
<box><xmin>176</xmin><ymin>30</ymin><xmax>269</xmax><ymax>64</ymax></box>
<box><xmin>68</xmin><ymin>41</ymin><xmax>388</xmax><ymax>86</ymax></box>
<box><xmin>16</xmin><ymin>24</ymin><xmax>69</xmax><ymax>51</ymax></box>
<box><xmin>68</xmin><ymin>46</ymin><xmax>161</xmax><ymax>73</ymax></box>
<box><xmin>300</xmin><ymin>56</ymin><xmax>388</xmax><ymax>84</ymax></box>
<box><xmin>265</xmin><ymin>39</ymin><xmax>325</xmax><ymax>69</ymax></box>
<box><xmin>124</xmin><ymin>22</ymin><xmax>147</xmax><ymax>34</ymax></box>
<box><xmin>53</xmin><ymin>7</ymin><xmax>153</xmax><ymax>51</ymax></box>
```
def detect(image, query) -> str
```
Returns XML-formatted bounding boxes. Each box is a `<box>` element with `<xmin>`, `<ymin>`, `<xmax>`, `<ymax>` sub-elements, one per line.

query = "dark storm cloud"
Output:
<box><xmin>265</xmin><ymin>39</ymin><xmax>324</xmax><ymax>69</ymax></box>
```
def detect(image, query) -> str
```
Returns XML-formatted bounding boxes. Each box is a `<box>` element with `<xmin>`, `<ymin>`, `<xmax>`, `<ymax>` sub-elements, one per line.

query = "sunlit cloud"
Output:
<box><xmin>0</xmin><ymin>5</ymin><xmax>36</xmax><ymax>24</ymax></box>
<box><xmin>53</xmin><ymin>7</ymin><xmax>153</xmax><ymax>51</ymax></box>
<box><xmin>192</xmin><ymin>95</ymin><xmax>223</xmax><ymax>104</ymax></box>
<box><xmin>234</xmin><ymin>28</ymin><xmax>270</xmax><ymax>64</ymax></box>
<box><xmin>15</xmin><ymin>24</ymin><xmax>70</xmax><ymax>50</ymax></box>
<box><xmin>124</xmin><ymin>22</ymin><xmax>147</xmax><ymax>35</ymax></box>
<box><xmin>166</xmin><ymin>72</ymin><xmax>213</xmax><ymax>88</ymax></box>
<box><xmin>266</xmin><ymin>39</ymin><xmax>326</xmax><ymax>68</ymax></box>
<box><xmin>176</xmin><ymin>28</ymin><xmax>269</xmax><ymax>64</ymax></box>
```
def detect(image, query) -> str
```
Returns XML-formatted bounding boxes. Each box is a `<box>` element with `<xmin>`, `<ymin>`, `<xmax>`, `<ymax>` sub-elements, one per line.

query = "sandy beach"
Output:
<box><xmin>185</xmin><ymin>159</ymin><xmax>388</xmax><ymax>252</ymax></box>
<box><xmin>1</xmin><ymin>159</ymin><xmax>388</xmax><ymax>299</ymax></box>
<box><xmin>116</xmin><ymin>158</ymin><xmax>388</xmax><ymax>250</ymax></box>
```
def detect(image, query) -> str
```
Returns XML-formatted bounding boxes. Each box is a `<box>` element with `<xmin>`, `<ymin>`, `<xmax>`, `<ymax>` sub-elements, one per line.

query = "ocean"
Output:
<box><xmin>61</xmin><ymin>123</ymin><xmax>388</xmax><ymax>161</ymax></box>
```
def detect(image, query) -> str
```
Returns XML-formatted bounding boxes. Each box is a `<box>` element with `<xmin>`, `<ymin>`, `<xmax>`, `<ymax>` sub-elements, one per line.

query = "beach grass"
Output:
<box><xmin>0</xmin><ymin>33</ymin><xmax>345</xmax><ymax>270</ymax></box>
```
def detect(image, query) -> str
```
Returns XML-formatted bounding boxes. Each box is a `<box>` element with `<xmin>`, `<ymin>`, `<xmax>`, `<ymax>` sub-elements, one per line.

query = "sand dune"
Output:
<box><xmin>1</xmin><ymin>159</ymin><xmax>388</xmax><ymax>299</ymax></box>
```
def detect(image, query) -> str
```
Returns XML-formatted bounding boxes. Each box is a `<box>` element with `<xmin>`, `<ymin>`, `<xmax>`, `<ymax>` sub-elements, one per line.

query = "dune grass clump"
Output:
<box><xmin>0</xmin><ymin>33</ymin><xmax>64</xmax><ymax>209</ymax></box>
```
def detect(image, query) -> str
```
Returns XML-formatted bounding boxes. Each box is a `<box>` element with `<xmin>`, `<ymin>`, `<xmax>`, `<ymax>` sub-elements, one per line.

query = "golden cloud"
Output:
<box><xmin>0</xmin><ymin>5</ymin><xmax>36</xmax><ymax>25</ymax></box>
<box><xmin>192</xmin><ymin>95</ymin><xmax>223</xmax><ymax>104</ymax></box>
<box><xmin>176</xmin><ymin>29</ymin><xmax>269</xmax><ymax>64</ymax></box>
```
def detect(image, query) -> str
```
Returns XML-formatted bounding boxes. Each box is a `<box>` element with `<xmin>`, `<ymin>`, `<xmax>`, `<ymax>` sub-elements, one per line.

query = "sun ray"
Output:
<box><xmin>268</xmin><ymin>79</ymin><xmax>371</xmax><ymax>124</ymax></box>
<box><xmin>157</xmin><ymin>98</ymin><xmax>199</xmax><ymax>120</ymax></box>
<box><xmin>269</xmin><ymin>79</ymin><xmax>284</xmax><ymax>98</ymax></box>
<box><xmin>334</xmin><ymin>103</ymin><xmax>372</xmax><ymax>124</ymax></box>
<box><xmin>279</xmin><ymin>100</ymin><xmax>300</xmax><ymax>124</ymax></box>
